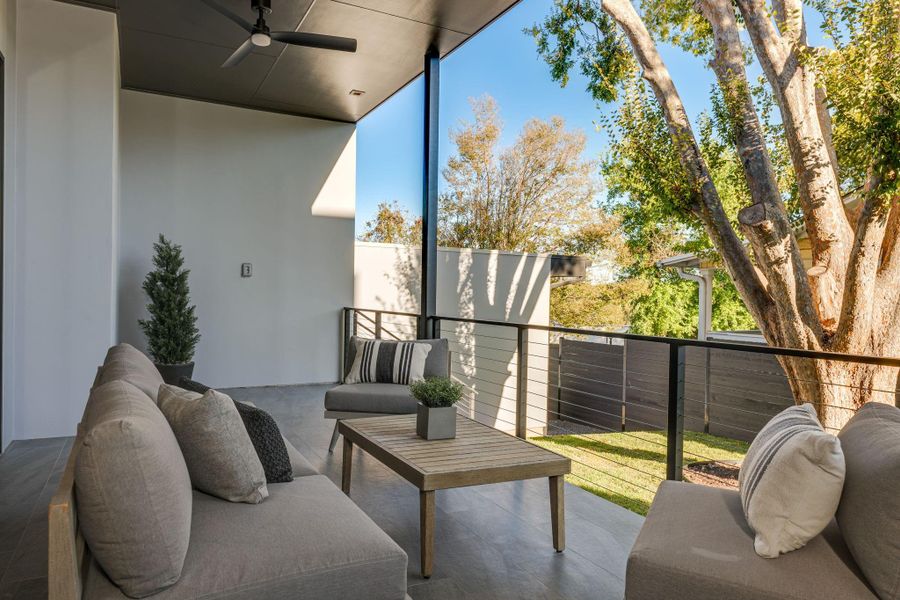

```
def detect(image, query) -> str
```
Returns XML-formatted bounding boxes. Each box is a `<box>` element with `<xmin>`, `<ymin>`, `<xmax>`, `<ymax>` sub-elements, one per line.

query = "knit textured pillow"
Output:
<box><xmin>344</xmin><ymin>338</ymin><xmax>432</xmax><ymax>385</ymax></box>
<box><xmin>177</xmin><ymin>377</ymin><xmax>293</xmax><ymax>483</ymax></box>
<box><xmin>738</xmin><ymin>403</ymin><xmax>845</xmax><ymax>558</ymax></box>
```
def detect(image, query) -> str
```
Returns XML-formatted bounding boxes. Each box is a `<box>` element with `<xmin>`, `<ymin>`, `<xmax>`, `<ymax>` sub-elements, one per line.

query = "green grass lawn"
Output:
<box><xmin>531</xmin><ymin>430</ymin><xmax>749</xmax><ymax>515</ymax></box>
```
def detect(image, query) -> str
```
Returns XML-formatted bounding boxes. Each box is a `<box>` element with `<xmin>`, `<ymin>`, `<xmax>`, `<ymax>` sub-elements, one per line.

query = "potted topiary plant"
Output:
<box><xmin>410</xmin><ymin>377</ymin><xmax>463</xmax><ymax>440</ymax></box>
<box><xmin>138</xmin><ymin>234</ymin><xmax>201</xmax><ymax>384</ymax></box>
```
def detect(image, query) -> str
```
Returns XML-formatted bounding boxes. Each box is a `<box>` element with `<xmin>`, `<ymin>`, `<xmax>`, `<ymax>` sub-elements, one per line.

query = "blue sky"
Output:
<box><xmin>354</xmin><ymin>0</ymin><xmax>825</xmax><ymax>235</ymax></box>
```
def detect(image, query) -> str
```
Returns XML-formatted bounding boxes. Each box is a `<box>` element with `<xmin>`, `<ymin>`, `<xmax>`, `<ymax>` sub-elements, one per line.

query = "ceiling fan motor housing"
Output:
<box><xmin>251</xmin><ymin>0</ymin><xmax>272</xmax><ymax>15</ymax></box>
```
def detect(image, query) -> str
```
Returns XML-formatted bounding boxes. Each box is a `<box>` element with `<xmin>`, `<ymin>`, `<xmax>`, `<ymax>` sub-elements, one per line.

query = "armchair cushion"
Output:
<box><xmin>325</xmin><ymin>383</ymin><xmax>418</xmax><ymax>415</ymax></box>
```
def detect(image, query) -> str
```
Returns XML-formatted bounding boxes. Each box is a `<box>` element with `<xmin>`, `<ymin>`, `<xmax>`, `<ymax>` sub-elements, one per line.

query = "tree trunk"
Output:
<box><xmin>779</xmin><ymin>356</ymin><xmax>899</xmax><ymax>430</ymax></box>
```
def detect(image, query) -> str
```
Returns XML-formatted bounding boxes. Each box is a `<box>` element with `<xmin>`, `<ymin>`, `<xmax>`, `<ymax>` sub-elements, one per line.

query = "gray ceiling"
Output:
<box><xmin>67</xmin><ymin>0</ymin><xmax>520</xmax><ymax>123</ymax></box>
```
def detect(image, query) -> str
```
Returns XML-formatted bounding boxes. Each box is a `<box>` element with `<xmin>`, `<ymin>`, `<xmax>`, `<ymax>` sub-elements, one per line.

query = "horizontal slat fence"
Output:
<box><xmin>552</xmin><ymin>338</ymin><xmax>794</xmax><ymax>442</ymax></box>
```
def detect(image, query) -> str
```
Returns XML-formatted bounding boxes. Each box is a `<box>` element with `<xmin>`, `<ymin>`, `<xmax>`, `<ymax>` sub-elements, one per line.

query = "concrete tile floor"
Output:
<box><xmin>0</xmin><ymin>383</ymin><xmax>642</xmax><ymax>599</ymax></box>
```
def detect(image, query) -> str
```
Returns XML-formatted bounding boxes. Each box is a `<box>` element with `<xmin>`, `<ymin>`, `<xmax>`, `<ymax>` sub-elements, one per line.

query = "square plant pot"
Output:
<box><xmin>416</xmin><ymin>403</ymin><xmax>457</xmax><ymax>440</ymax></box>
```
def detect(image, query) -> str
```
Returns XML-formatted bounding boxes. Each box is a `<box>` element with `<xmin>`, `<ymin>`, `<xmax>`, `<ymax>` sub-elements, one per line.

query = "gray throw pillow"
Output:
<box><xmin>738</xmin><ymin>403</ymin><xmax>845</xmax><ymax>558</ymax></box>
<box><xmin>158</xmin><ymin>384</ymin><xmax>268</xmax><ymax>504</ymax></box>
<box><xmin>837</xmin><ymin>402</ymin><xmax>900</xmax><ymax>600</ymax></box>
<box><xmin>75</xmin><ymin>381</ymin><xmax>192</xmax><ymax>598</ymax></box>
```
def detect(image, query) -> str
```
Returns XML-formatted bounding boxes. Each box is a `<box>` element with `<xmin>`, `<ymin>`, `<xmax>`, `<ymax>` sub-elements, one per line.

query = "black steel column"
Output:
<box><xmin>666</xmin><ymin>343</ymin><xmax>686</xmax><ymax>481</ymax></box>
<box><xmin>418</xmin><ymin>47</ymin><xmax>440</xmax><ymax>339</ymax></box>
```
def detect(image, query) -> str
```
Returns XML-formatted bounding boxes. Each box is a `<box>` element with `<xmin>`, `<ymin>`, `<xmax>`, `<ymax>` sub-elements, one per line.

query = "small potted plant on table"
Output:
<box><xmin>410</xmin><ymin>377</ymin><xmax>463</xmax><ymax>440</ymax></box>
<box><xmin>139</xmin><ymin>234</ymin><xmax>201</xmax><ymax>384</ymax></box>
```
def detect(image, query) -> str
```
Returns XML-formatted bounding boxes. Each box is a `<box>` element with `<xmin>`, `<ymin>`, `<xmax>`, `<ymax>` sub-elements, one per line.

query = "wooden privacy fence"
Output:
<box><xmin>547</xmin><ymin>337</ymin><xmax>796</xmax><ymax>442</ymax></box>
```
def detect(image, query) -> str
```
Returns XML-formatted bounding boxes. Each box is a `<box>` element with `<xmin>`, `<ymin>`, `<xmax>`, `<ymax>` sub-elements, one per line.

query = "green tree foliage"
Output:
<box><xmin>814</xmin><ymin>0</ymin><xmax>900</xmax><ymax>201</ymax></box>
<box><xmin>138</xmin><ymin>235</ymin><xmax>200</xmax><ymax>365</ymax></box>
<box><xmin>358</xmin><ymin>201</ymin><xmax>422</xmax><ymax>245</ymax></box>
<box><xmin>550</xmin><ymin>278</ymin><xmax>649</xmax><ymax>330</ymax></box>
<box><xmin>629</xmin><ymin>271</ymin><xmax>756</xmax><ymax>337</ymax></box>
<box><xmin>595</xmin><ymin>77</ymin><xmax>758</xmax><ymax>337</ymax></box>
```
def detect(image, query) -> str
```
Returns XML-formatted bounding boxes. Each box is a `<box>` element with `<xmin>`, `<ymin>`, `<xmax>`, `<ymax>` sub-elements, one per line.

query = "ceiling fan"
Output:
<box><xmin>201</xmin><ymin>0</ymin><xmax>357</xmax><ymax>68</ymax></box>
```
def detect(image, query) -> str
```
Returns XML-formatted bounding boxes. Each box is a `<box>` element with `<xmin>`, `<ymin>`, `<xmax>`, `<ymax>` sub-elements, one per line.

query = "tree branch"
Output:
<box><xmin>738</xmin><ymin>203</ymin><xmax>823</xmax><ymax>348</ymax></box>
<box><xmin>601</xmin><ymin>0</ymin><xmax>777</xmax><ymax>335</ymax></box>
<box><xmin>834</xmin><ymin>175</ymin><xmax>892</xmax><ymax>353</ymax></box>
<box><xmin>699</xmin><ymin>0</ymin><xmax>822</xmax><ymax>347</ymax></box>
<box><xmin>735</xmin><ymin>0</ymin><xmax>853</xmax><ymax>330</ymax></box>
<box><xmin>771</xmin><ymin>0</ymin><xmax>806</xmax><ymax>46</ymax></box>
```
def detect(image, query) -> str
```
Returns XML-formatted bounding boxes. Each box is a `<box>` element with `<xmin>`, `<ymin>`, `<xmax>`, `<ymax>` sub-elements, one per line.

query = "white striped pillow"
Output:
<box><xmin>738</xmin><ymin>403</ymin><xmax>845</xmax><ymax>558</ymax></box>
<box><xmin>344</xmin><ymin>338</ymin><xmax>432</xmax><ymax>385</ymax></box>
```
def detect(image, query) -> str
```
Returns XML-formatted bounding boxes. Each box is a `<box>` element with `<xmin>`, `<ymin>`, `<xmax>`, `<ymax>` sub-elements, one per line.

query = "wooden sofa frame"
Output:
<box><xmin>48</xmin><ymin>425</ymin><xmax>86</xmax><ymax>600</ymax></box>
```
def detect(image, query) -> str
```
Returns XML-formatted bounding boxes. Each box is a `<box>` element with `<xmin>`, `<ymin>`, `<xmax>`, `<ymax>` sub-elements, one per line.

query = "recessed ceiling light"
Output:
<box><xmin>349</xmin><ymin>89</ymin><xmax>366</xmax><ymax>96</ymax></box>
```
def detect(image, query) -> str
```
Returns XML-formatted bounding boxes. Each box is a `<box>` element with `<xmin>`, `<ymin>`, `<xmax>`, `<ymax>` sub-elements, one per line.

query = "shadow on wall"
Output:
<box><xmin>355</xmin><ymin>243</ymin><xmax>551</xmax><ymax>433</ymax></box>
<box><xmin>117</xmin><ymin>91</ymin><xmax>356</xmax><ymax>388</ymax></box>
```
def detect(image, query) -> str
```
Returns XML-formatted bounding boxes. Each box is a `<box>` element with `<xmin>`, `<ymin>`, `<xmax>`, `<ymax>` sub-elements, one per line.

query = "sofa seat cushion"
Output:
<box><xmin>284</xmin><ymin>436</ymin><xmax>319</xmax><ymax>477</ymax></box>
<box><xmin>95</xmin><ymin>343</ymin><xmax>165</xmax><ymax>402</ymax></box>
<box><xmin>325</xmin><ymin>383</ymin><xmax>417</xmax><ymax>415</ymax></box>
<box><xmin>625</xmin><ymin>481</ymin><xmax>877</xmax><ymax>600</ymax></box>
<box><xmin>83</xmin><ymin>475</ymin><xmax>408</xmax><ymax>600</ymax></box>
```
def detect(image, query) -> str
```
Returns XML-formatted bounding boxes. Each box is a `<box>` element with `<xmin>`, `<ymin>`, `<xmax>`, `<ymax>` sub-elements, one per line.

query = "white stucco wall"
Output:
<box><xmin>117</xmin><ymin>91</ymin><xmax>356</xmax><ymax>388</ymax></box>
<box><xmin>4</xmin><ymin>0</ymin><xmax>119</xmax><ymax>446</ymax></box>
<box><xmin>354</xmin><ymin>242</ymin><xmax>552</xmax><ymax>434</ymax></box>
<box><xmin>0</xmin><ymin>0</ymin><xmax>17</xmax><ymax>450</ymax></box>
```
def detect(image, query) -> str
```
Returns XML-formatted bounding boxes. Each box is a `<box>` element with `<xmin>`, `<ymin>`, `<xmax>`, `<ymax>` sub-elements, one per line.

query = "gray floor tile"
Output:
<box><xmin>0</xmin><ymin>576</ymin><xmax>47</xmax><ymax>600</ymax></box>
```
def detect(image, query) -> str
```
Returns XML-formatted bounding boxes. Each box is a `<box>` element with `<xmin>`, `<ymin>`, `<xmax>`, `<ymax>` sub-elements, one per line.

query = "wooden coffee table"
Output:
<box><xmin>338</xmin><ymin>414</ymin><xmax>572</xmax><ymax>577</ymax></box>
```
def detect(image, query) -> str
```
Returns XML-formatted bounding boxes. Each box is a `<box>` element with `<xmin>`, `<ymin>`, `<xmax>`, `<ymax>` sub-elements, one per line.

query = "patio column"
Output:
<box><xmin>419</xmin><ymin>46</ymin><xmax>440</xmax><ymax>338</ymax></box>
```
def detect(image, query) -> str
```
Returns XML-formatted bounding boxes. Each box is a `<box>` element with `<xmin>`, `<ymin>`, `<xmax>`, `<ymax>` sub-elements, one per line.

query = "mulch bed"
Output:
<box><xmin>684</xmin><ymin>461</ymin><xmax>741</xmax><ymax>489</ymax></box>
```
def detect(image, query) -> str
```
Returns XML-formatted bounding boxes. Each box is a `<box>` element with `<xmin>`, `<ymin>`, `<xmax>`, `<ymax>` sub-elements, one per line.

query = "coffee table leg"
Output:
<box><xmin>550</xmin><ymin>475</ymin><xmax>565</xmax><ymax>552</ymax></box>
<box><xmin>420</xmin><ymin>490</ymin><xmax>435</xmax><ymax>578</ymax></box>
<box><xmin>341</xmin><ymin>438</ymin><xmax>353</xmax><ymax>495</ymax></box>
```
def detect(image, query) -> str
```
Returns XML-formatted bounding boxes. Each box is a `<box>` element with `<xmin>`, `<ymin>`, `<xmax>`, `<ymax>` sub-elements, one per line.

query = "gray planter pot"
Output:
<box><xmin>416</xmin><ymin>403</ymin><xmax>457</xmax><ymax>440</ymax></box>
<box><xmin>155</xmin><ymin>361</ymin><xmax>195</xmax><ymax>385</ymax></box>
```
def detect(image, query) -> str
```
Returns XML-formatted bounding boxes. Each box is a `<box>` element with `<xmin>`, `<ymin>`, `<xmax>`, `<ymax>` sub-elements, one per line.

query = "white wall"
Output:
<box><xmin>117</xmin><ymin>91</ymin><xmax>356</xmax><ymax>388</ymax></box>
<box><xmin>4</xmin><ymin>0</ymin><xmax>119</xmax><ymax>446</ymax></box>
<box><xmin>354</xmin><ymin>242</ymin><xmax>551</xmax><ymax>435</ymax></box>
<box><xmin>0</xmin><ymin>0</ymin><xmax>17</xmax><ymax>450</ymax></box>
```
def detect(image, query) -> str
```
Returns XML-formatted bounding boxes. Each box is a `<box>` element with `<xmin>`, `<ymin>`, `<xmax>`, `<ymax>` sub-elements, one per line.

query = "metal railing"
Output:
<box><xmin>341</xmin><ymin>307</ymin><xmax>900</xmax><ymax>512</ymax></box>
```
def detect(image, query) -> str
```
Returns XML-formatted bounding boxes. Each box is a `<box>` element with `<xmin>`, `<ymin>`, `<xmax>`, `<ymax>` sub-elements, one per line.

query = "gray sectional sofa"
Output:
<box><xmin>50</xmin><ymin>343</ymin><xmax>410</xmax><ymax>600</ymax></box>
<box><xmin>324</xmin><ymin>336</ymin><xmax>449</xmax><ymax>452</ymax></box>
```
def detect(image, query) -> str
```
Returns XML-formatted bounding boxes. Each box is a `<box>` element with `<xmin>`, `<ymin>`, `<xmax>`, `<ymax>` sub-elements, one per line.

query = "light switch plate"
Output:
<box><xmin>241</xmin><ymin>263</ymin><xmax>252</xmax><ymax>278</ymax></box>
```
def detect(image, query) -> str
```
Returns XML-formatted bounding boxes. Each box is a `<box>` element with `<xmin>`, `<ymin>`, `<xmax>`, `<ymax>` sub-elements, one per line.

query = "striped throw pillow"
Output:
<box><xmin>344</xmin><ymin>338</ymin><xmax>432</xmax><ymax>385</ymax></box>
<box><xmin>738</xmin><ymin>403</ymin><xmax>845</xmax><ymax>558</ymax></box>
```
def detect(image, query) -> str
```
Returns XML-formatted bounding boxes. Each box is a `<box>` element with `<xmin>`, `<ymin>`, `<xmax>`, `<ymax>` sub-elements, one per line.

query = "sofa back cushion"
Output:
<box><xmin>95</xmin><ymin>343</ymin><xmax>164</xmax><ymax>403</ymax></box>
<box><xmin>75</xmin><ymin>380</ymin><xmax>192</xmax><ymax>598</ymax></box>
<box><xmin>837</xmin><ymin>402</ymin><xmax>900</xmax><ymax>600</ymax></box>
<box><xmin>345</xmin><ymin>336</ymin><xmax>449</xmax><ymax>380</ymax></box>
<box><xmin>738</xmin><ymin>403</ymin><xmax>845</xmax><ymax>558</ymax></box>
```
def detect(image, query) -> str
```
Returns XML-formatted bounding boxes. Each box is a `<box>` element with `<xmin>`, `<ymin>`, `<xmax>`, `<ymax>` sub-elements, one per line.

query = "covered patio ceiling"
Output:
<box><xmin>70</xmin><ymin>0</ymin><xmax>521</xmax><ymax>122</ymax></box>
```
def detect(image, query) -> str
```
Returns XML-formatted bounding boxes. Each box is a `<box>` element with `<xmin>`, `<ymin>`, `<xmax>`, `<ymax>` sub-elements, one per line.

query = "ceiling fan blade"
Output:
<box><xmin>200</xmin><ymin>0</ymin><xmax>253</xmax><ymax>32</ymax></box>
<box><xmin>270</xmin><ymin>31</ymin><xmax>357</xmax><ymax>53</ymax></box>
<box><xmin>222</xmin><ymin>37</ymin><xmax>255</xmax><ymax>68</ymax></box>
